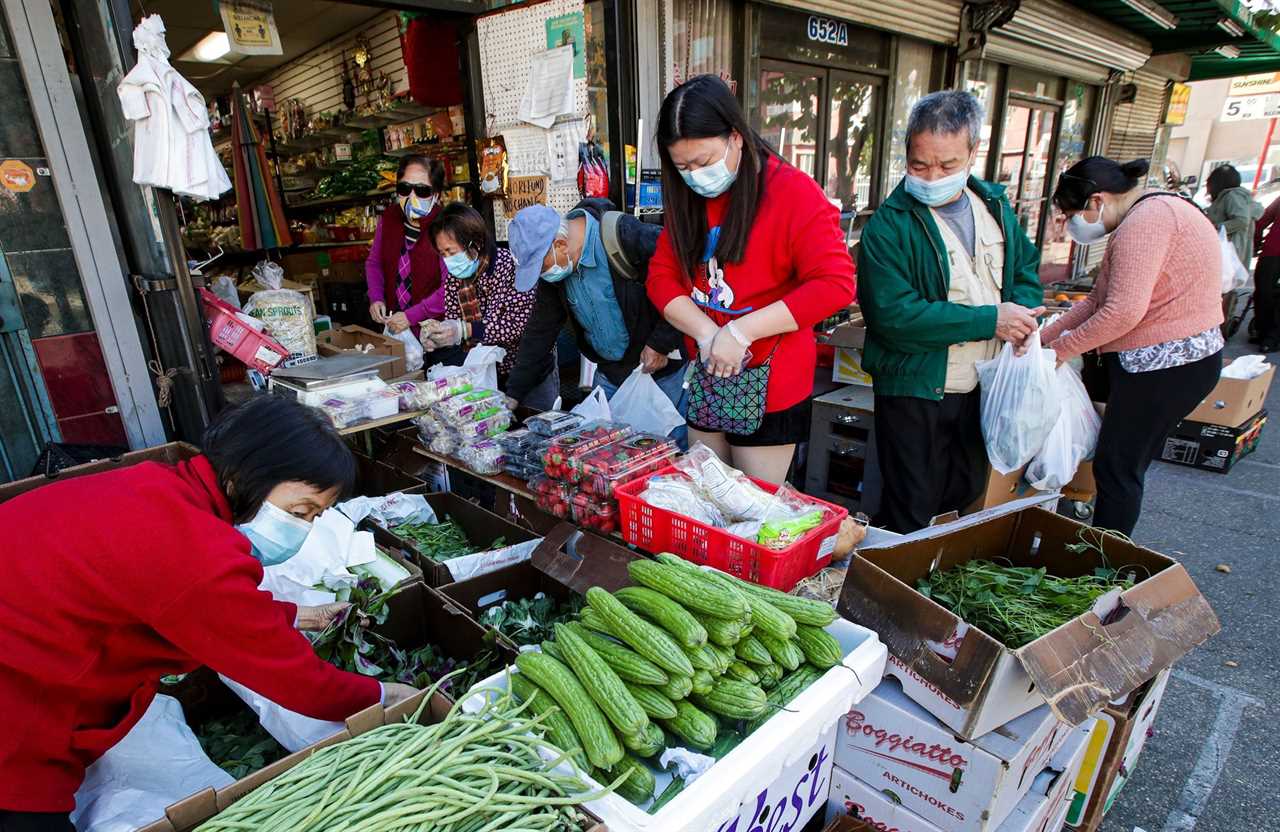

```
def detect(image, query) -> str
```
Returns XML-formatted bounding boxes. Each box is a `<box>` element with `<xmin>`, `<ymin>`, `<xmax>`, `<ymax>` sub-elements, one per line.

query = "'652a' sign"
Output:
<box><xmin>807</xmin><ymin>15</ymin><xmax>849</xmax><ymax>46</ymax></box>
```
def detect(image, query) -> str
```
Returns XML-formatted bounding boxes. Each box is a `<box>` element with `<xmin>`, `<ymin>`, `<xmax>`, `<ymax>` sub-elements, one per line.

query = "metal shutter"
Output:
<box><xmin>986</xmin><ymin>0</ymin><xmax>1150</xmax><ymax>83</ymax></box>
<box><xmin>1107</xmin><ymin>69</ymin><xmax>1170</xmax><ymax>161</ymax></box>
<box><xmin>766</xmin><ymin>0</ymin><xmax>962</xmax><ymax>45</ymax></box>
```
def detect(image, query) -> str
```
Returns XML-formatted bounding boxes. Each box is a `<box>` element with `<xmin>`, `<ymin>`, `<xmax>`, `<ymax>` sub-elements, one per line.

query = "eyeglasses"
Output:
<box><xmin>1057</xmin><ymin>171</ymin><xmax>1098</xmax><ymax>191</ymax></box>
<box><xmin>396</xmin><ymin>181</ymin><xmax>435</xmax><ymax>198</ymax></box>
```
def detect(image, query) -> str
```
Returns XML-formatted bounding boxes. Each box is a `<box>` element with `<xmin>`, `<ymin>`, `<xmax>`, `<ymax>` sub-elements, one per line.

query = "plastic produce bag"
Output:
<box><xmin>608</xmin><ymin>367</ymin><xmax>685</xmax><ymax>438</ymax></box>
<box><xmin>464</xmin><ymin>345</ymin><xmax>506</xmax><ymax>392</ymax></box>
<box><xmin>386</xmin><ymin>326</ymin><xmax>424</xmax><ymax>373</ymax></box>
<box><xmin>975</xmin><ymin>330</ymin><xmax>1062</xmax><ymax>475</ymax></box>
<box><xmin>1222</xmin><ymin>354</ymin><xmax>1271</xmax><ymax>380</ymax></box>
<box><xmin>243</xmin><ymin>280</ymin><xmax>316</xmax><ymax>359</ymax></box>
<box><xmin>570</xmin><ymin>386</ymin><xmax>612</xmax><ymax>422</ymax></box>
<box><xmin>71</xmin><ymin>695</ymin><xmax>234</xmax><ymax>832</ymax></box>
<box><xmin>640</xmin><ymin>473</ymin><xmax>727</xmax><ymax>527</ymax></box>
<box><xmin>211</xmin><ymin>274</ymin><xmax>241</xmax><ymax>309</ymax></box>
<box><xmin>1219</xmin><ymin>226</ymin><xmax>1250</xmax><ymax>293</ymax></box>
<box><xmin>675</xmin><ymin>443</ymin><xmax>779</xmax><ymax>522</ymax></box>
<box><xmin>1026</xmin><ymin>364</ymin><xmax>1101</xmax><ymax>491</ymax></box>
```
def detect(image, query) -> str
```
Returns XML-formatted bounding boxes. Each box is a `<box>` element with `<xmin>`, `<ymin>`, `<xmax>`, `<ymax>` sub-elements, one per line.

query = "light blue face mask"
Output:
<box><xmin>679</xmin><ymin>140</ymin><xmax>739</xmax><ymax>198</ymax></box>
<box><xmin>904</xmin><ymin>168</ymin><xmax>969</xmax><ymax>207</ymax></box>
<box><xmin>445</xmin><ymin>251</ymin><xmax>480</xmax><ymax>279</ymax></box>
<box><xmin>236</xmin><ymin>500</ymin><xmax>313</xmax><ymax>567</ymax></box>
<box><xmin>540</xmin><ymin>233</ymin><xmax>576</xmax><ymax>283</ymax></box>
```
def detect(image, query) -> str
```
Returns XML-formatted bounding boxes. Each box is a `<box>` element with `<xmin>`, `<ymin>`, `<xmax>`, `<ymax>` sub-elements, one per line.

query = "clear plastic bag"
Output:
<box><xmin>673</xmin><ymin>443</ymin><xmax>778</xmax><ymax>522</ymax></box>
<box><xmin>975</xmin><ymin>331</ymin><xmax>1062</xmax><ymax>475</ymax></box>
<box><xmin>1219</xmin><ymin>226</ymin><xmax>1250</xmax><ymax>293</ymax></box>
<box><xmin>639</xmin><ymin>473</ymin><xmax>727</xmax><ymax>527</ymax></box>
<box><xmin>386</xmin><ymin>326</ymin><xmax>424</xmax><ymax>373</ymax></box>
<box><xmin>1026</xmin><ymin>364</ymin><xmax>1101</xmax><ymax>491</ymax></box>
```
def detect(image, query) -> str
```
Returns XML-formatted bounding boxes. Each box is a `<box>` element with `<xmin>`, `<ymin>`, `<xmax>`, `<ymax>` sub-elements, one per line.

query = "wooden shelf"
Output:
<box><xmin>286</xmin><ymin>189</ymin><xmax>391</xmax><ymax>210</ymax></box>
<box><xmin>337</xmin><ymin>409</ymin><xmax>427</xmax><ymax>436</ymax></box>
<box><xmin>385</xmin><ymin>139</ymin><xmax>469</xmax><ymax>158</ymax></box>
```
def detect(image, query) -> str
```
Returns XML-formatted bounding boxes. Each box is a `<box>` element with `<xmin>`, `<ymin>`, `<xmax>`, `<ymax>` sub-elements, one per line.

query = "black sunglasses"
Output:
<box><xmin>396</xmin><ymin>181</ymin><xmax>435</xmax><ymax>198</ymax></box>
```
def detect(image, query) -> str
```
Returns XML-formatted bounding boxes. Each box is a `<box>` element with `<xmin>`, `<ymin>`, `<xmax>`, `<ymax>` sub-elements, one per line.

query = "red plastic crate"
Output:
<box><xmin>615</xmin><ymin>464</ymin><xmax>848</xmax><ymax>591</ymax></box>
<box><xmin>198</xmin><ymin>288</ymin><xmax>288</xmax><ymax>374</ymax></box>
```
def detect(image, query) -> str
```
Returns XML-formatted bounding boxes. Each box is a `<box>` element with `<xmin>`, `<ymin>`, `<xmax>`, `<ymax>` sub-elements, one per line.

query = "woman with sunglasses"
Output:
<box><xmin>365</xmin><ymin>155</ymin><xmax>448</xmax><ymax>338</ymax></box>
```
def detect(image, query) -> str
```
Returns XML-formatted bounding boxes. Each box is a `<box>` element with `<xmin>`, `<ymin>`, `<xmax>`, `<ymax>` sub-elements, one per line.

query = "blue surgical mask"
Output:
<box><xmin>679</xmin><ymin>141</ymin><xmax>739</xmax><ymax>198</ymax></box>
<box><xmin>540</xmin><ymin>237</ymin><xmax>575</xmax><ymax>283</ymax></box>
<box><xmin>400</xmin><ymin>194</ymin><xmax>437</xmax><ymax>220</ymax></box>
<box><xmin>445</xmin><ymin>251</ymin><xmax>480</xmax><ymax>278</ymax></box>
<box><xmin>236</xmin><ymin>500</ymin><xmax>312</xmax><ymax>566</ymax></box>
<box><xmin>904</xmin><ymin>169</ymin><xmax>969</xmax><ymax>207</ymax></box>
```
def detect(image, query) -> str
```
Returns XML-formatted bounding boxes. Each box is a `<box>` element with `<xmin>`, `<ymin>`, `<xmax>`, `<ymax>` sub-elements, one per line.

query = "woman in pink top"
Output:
<box><xmin>1044</xmin><ymin>157</ymin><xmax>1223</xmax><ymax>535</ymax></box>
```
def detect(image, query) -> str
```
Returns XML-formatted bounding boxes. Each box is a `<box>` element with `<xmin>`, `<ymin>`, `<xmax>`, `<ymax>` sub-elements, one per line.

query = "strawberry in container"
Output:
<box><xmin>529</xmin><ymin>475</ymin><xmax>575</xmax><ymax>518</ymax></box>
<box><xmin>578</xmin><ymin>433</ymin><xmax>679</xmax><ymax>498</ymax></box>
<box><xmin>570</xmin><ymin>490</ymin><xmax>619</xmax><ymax>534</ymax></box>
<box><xmin>540</xmin><ymin>421</ymin><xmax>633</xmax><ymax>481</ymax></box>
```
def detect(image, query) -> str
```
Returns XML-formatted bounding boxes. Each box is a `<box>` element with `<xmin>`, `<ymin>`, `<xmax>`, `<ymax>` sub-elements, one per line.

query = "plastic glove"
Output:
<box><xmin>422</xmin><ymin>319</ymin><xmax>463</xmax><ymax>350</ymax></box>
<box><xmin>294</xmin><ymin>602</ymin><xmax>351</xmax><ymax>631</ymax></box>
<box><xmin>707</xmin><ymin>324</ymin><xmax>750</xmax><ymax>378</ymax></box>
<box><xmin>386</xmin><ymin>312</ymin><xmax>411</xmax><ymax>334</ymax></box>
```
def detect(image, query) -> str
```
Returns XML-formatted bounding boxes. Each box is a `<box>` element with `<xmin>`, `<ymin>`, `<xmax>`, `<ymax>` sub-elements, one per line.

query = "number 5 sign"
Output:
<box><xmin>1220</xmin><ymin>93</ymin><xmax>1280</xmax><ymax>122</ymax></box>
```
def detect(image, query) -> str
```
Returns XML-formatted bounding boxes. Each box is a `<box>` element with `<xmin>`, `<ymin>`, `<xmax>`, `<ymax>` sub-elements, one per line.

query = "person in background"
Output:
<box><xmin>1045</xmin><ymin>157</ymin><xmax>1224</xmax><ymax>536</ymax></box>
<box><xmin>1205</xmin><ymin>164</ymin><xmax>1261</xmax><ymax>268</ymax></box>
<box><xmin>645</xmin><ymin>75</ymin><xmax>856</xmax><ymax>484</ymax></box>
<box><xmin>366</xmin><ymin>155</ymin><xmax>447</xmax><ymax>338</ymax></box>
<box><xmin>504</xmin><ymin>201</ymin><xmax>687</xmax><ymax>424</ymax></box>
<box><xmin>1252</xmin><ymin>186</ymin><xmax>1280</xmax><ymax>351</ymax></box>
<box><xmin>857</xmin><ymin>90</ymin><xmax>1045</xmax><ymax>534</ymax></box>
<box><xmin>0</xmin><ymin>396</ymin><xmax>417</xmax><ymax>831</ymax></box>
<box><xmin>422</xmin><ymin>203</ymin><xmax>557</xmax><ymax>408</ymax></box>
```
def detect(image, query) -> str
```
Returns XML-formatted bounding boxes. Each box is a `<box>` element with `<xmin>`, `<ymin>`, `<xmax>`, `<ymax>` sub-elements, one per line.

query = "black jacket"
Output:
<box><xmin>505</xmin><ymin>200</ymin><xmax>685</xmax><ymax>403</ymax></box>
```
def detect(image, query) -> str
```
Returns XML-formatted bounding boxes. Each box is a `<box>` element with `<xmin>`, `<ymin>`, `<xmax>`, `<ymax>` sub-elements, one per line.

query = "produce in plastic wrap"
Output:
<box><xmin>242</xmin><ymin>288</ymin><xmax>316</xmax><ymax>359</ymax></box>
<box><xmin>429</xmin><ymin>429</ymin><xmax>459</xmax><ymax>457</ymax></box>
<box><xmin>525</xmin><ymin>410</ymin><xmax>583</xmax><ymax>437</ymax></box>
<box><xmin>541</xmin><ymin>421</ymin><xmax>634</xmax><ymax>481</ymax></box>
<box><xmin>391</xmin><ymin>372</ymin><xmax>473</xmax><ymax>410</ymax></box>
<box><xmin>579</xmin><ymin>433</ymin><xmax>679</xmax><ymax>498</ymax></box>
<box><xmin>457</xmin><ymin>410</ymin><xmax>513</xmax><ymax>440</ymax></box>
<box><xmin>432</xmin><ymin>389</ymin><xmax>505</xmax><ymax>426</ymax></box>
<box><xmin>674</xmin><ymin>443</ymin><xmax>782</xmax><ymax>522</ymax></box>
<box><xmin>757</xmin><ymin>509</ymin><xmax>825</xmax><ymax>550</ymax></box>
<box><xmin>457</xmin><ymin>439</ymin><xmax>505</xmax><ymax>475</ymax></box>
<box><xmin>639</xmin><ymin>474</ymin><xmax>727</xmax><ymax>527</ymax></box>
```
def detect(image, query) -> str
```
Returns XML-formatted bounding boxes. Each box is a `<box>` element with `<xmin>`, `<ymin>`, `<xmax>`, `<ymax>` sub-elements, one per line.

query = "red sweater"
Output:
<box><xmin>647</xmin><ymin>156</ymin><xmax>856</xmax><ymax>411</ymax></box>
<box><xmin>0</xmin><ymin>455</ymin><xmax>381</xmax><ymax>812</ymax></box>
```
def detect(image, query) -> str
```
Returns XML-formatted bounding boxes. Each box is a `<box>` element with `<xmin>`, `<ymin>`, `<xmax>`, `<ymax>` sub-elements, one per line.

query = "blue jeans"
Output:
<box><xmin>596</xmin><ymin>363</ymin><xmax>689</xmax><ymax>449</ymax></box>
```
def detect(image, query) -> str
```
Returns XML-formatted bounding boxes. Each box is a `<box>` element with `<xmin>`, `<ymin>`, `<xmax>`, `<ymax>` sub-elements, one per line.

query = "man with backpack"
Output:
<box><xmin>504</xmin><ymin>200</ymin><xmax>687</xmax><ymax>418</ymax></box>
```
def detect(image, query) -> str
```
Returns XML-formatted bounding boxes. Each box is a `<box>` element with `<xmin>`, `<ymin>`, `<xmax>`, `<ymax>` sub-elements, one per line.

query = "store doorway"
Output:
<box><xmin>755</xmin><ymin>60</ymin><xmax>883</xmax><ymax>251</ymax></box>
<box><xmin>998</xmin><ymin>100</ymin><xmax>1060</xmax><ymax>254</ymax></box>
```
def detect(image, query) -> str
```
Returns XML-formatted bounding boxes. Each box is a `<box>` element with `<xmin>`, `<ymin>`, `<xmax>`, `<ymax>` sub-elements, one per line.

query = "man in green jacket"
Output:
<box><xmin>858</xmin><ymin>90</ymin><xmax>1044</xmax><ymax>533</ymax></box>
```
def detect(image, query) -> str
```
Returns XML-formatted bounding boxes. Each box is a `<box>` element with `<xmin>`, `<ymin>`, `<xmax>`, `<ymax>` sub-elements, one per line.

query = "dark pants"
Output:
<box><xmin>0</xmin><ymin>813</ymin><xmax>74</xmax><ymax>832</ymax></box>
<box><xmin>873</xmin><ymin>391</ymin><xmax>987</xmax><ymax>534</ymax></box>
<box><xmin>1255</xmin><ymin>256</ymin><xmax>1280</xmax><ymax>344</ymax></box>
<box><xmin>1092</xmin><ymin>351</ymin><xmax>1222</xmax><ymax>536</ymax></box>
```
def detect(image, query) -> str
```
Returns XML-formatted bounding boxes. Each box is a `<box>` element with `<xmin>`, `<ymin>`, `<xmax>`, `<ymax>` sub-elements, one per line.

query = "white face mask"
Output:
<box><xmin>1066</xmin><ymin>200</ymin><xmax>1107</xmax><ymax>244</ymax></box>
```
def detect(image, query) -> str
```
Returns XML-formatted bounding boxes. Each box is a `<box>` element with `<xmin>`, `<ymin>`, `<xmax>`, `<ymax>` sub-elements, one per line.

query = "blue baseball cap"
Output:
<box><xmin>508</xmin><ymin>205</ymin><xmax>561</xmax><ymax>292</ymax></box>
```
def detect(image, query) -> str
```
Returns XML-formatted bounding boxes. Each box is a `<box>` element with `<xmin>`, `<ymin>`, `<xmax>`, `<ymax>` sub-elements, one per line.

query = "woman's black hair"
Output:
<box><xmin>201</xmin><ymin>395</ymin><xmax>357</xmax><ymax>522</ymax></box>
<box><xmin>1052</xmin><ymin>156</ymin><xmax>1150</xmax><ymax>212</ymax></box>
<box><xmin>1206</xmin><ymin>164</ymin><xmax>1242</xmax><ymax>199</ymax></box>
<box><xmin>396</xmin><ymin>154</ymin><xmax>447</xmax><ymax>192</ymax></box>
<box><xmin>428</xmin><ymin>202</ymin><xmax>498</xmax><ymax>268</ymax></box>
<box><xmin>656</xmin><ymin>74</ymin><xmax>779</xmax><ymax>280</ymax></box>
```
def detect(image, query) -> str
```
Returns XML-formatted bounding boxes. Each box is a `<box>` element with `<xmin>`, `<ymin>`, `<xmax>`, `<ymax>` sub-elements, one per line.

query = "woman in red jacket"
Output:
<box><xmin>0</xmin><ymin>396</ymin><xmax>416</xmax><ymax>830</ymax></box>
<box><xmin>647</xmin><ymin>75</ymin><xmax>856</xmax><ymax>483</ymax></box>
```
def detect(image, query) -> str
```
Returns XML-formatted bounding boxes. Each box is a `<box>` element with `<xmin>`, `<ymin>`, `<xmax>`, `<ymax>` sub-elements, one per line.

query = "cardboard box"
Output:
<box><xmin>365</xmin><ymin>490</ymin><xmax>540</xmax><ymax>586</ymax></box>
<box><xmin>834</xmin><ymin>347</ymin><xmax>873</xmax><ymax>386</ymax></box>
<box><xmin>823</xmin><ymin>816</ymin><xmax>879</xmax><ymax>832</ymax></box>
<box><xmin>316</xmin><ymin>324</ymin><xmax>407</xmax><ymax>381</ymax></box>
<box><xmin>967</xmin><ymin>465</ymin><xmax>1040</xmax><ymax>513</ymax></box>
<box><xmin>1184</xmin><ymin>364</ymin><xmax>1273</xmax><ymax>426</ymax></box>
<box><xmin>1160</xmin><ymin>410</ymin><xmax>1267</xmax><ymax>474</ymax></box>
<box><xmin>1065</xmin><ymin>669</ymin><xmax>1170</xmax><ymax>831</ymax></box>
<box><xmin>834</xmin><ymin>676</ymin><xmax>1072</xmax><ymax>831</ymax></box>
<box><xmin>1063</xmin><ymin>460</ymin><xmax>1095</xmax><ymax>499</ymax></box>
<box><xmin>826</xmin><ymin>724</ymin><xmax>1090</xmax><ymax>832</ymax></box>
<box><xmin>839</xmin><ymin>497</ymin><xmax>1219</xmax><ymax>739</ymax></box>
<box><xmin>0</xmin><ymin>442</ymin><xmax>200</xmax><ymax>504</ymax></box>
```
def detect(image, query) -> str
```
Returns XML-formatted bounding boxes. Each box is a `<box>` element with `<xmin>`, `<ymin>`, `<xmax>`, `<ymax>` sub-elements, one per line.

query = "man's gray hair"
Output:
<box><xmin>906</xmin><ymin>90</ymin><xmax>984</xmax><ymax>152</ymax></box>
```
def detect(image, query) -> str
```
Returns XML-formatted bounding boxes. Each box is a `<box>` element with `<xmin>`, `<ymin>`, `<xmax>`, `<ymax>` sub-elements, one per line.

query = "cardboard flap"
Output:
<box><xmin>530</xmin><ymin>524</ymin><xmax>638</xmax><ymax>594</ymax></box>
<box><xmin>858</xmin><ymin>494</ymin><xmax>1060</xmax><ymax>553</ymax></box>
<box><xmin>528</xmin><ymin>522</ymin><xmax>579</xmax><ymax>573</ymax></box>
<box><xmin>164</xmin><ymin>788</ymin><xmax>217</xmax><ymax>831</ymax></box>
<box><xmin>1016</xmin><ymin>563</ymin><xmax>1220</xmax><ymax>725</ymax></box>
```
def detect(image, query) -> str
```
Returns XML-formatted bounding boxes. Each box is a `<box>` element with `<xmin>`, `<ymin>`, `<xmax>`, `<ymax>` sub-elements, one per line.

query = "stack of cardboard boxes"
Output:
<box><xmin>1159</xmin><ymin>359</ymin><xmax>1273</xmax><ymax>474</ymax></box>
<box><xmin>825</xmin><ymin>499</ymin><xmax>1220</xmax><ymax>832</ymax></box>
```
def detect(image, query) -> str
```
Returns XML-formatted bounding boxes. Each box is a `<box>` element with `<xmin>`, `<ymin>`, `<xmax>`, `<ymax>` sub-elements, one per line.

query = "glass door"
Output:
<box><xmin>1000</xmin><ymin>101</ymin><xmax>1059</xmax><ymax>254</ymax></box>
<box><xmin>825</xmin><ymin>70</ymin><xmax>880</xmax><ymax>243</ymax></box>
<box><xmin>757</xmin><ymin>60</ymin><xmax>823</xmax><ymax>180</ymax></box>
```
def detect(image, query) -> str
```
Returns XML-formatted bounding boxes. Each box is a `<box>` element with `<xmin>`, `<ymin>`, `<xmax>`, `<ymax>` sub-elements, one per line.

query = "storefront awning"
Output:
<box><xmin>1070</xmin><ymin>0</ymin><xmax>1280</xmax><ymax>80</ymax></box>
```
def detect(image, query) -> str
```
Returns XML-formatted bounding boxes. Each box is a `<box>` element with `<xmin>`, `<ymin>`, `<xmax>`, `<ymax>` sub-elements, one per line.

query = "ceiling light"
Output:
<box><xmin>191</xmin><ymin>31</ymin><xmax>230</xmax><ymax>62</ymax></box>
<box><xmin>1118</xmin><ymin>0</ymin><xmax>1179</xmax><ymax>30</ymax></box>
<box><xmin>1217</xmin><ymin>17</ymin><xmax>1246</xmax><ymax>36</ymax></box>
<box><xmin>1216</xmin><ymin>44</ymin><xmax>1243</xmax><ymax>58</ymax></box>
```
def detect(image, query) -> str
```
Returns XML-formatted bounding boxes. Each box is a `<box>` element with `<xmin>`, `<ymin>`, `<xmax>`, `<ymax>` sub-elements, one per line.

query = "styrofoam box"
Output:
<box><xmin>835</xmin><ymin>676</ymin><xmax>1073</xmax><ymax>831</ymax></box>
<box><xmin>826</xmin><ymin>723</ymin><xmax>1091</xmax><ymax>832</ymax></box>
<box><xmin>462</xmin><ymin>618</ymin><xmax>887</xmax><ymax>832</ymax></box>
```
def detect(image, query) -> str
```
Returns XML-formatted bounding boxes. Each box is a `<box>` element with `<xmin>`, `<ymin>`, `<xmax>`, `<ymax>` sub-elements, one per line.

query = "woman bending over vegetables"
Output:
<box><xmin>0</xmin><ymin>396</ymin><xmax>418</xmax><ymax>830</ymax></box>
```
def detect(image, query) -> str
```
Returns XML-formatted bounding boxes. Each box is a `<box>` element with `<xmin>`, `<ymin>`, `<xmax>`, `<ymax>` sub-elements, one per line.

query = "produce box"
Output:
<box><xmin>840</xmin><ymin>496</ymin><xmax>1219</xmax><ymax>740</ymax></box>
<box><xmin>0</xmin><ymin>441</ymin><xmax>199</xmax><ymax>503</ymax></box>
<box><xmin>316</xmin><ymin>324</ymin><xmax>406</xmax><ymax>381</ymax></box>
<box><xmin>462</xmin><ymin>617</ymin><xmax>887</xmax><ymax>832</ymax></box>
<box><xmin>1184</xmin><ymin>363</ymin><xmax>1273</xmax><ymax>427</ymax></box>
<box><xmin>1159</xmin><ymin>410</ymin><xmax>1267</xmax><ymax>474</ymax></box>
<box><xmin>822</xmin><ymin>815</ymin><xmax>878</xmax><ymax>832</ymax></box>
<box><xmin>825</xmin><ymin>723</ymin><xmax>1089</xmax><ymax>832</ymax></box>
<box><xmin>364</xmin><ymin>490</ymin><xmax>541</xmax><ymax>586</ymax></box>
<box><xmin>836</xmin><ymin>677</ymin><xmax>1072</xmax><ymax>832</ymax></box>
<box><xmin>1065</xmin><ymin>669</ymin><xmax>1171</xmax><ymax>831</ymax></box>
<box><xmin>966</xmin><ymin>463</ymin><xmax>1039</xmax><ymax>514</ymax></box>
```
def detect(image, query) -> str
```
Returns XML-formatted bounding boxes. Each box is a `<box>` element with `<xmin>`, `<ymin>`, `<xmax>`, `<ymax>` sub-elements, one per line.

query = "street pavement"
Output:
<box><xmin>1099</xmin><ymin>331</ymin><xmax>1279</xmax><ymax>832</ymax></box>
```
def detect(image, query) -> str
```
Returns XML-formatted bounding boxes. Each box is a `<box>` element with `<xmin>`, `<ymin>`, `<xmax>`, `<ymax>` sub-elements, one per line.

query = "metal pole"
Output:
<box><xmin>1255</xmin><ymin>117</ymin><xmax>1276</xmax><ymax>191</ymax></box>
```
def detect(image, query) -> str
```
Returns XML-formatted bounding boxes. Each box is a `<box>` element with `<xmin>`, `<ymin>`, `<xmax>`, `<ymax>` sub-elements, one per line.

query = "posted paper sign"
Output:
<box><xmin>519</xmin><ymin>46</ymin><xmax>575</xmax><ymax>129</ymax></box>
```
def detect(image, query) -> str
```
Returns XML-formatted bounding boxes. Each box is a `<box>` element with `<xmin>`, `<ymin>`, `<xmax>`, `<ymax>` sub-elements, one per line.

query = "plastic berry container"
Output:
<box><xmin>579</xmin><ymin>433</ymin><xmax>679</xmax><ymax>498</ymax></box>
<box><xmin>540</xmin><ymin>421</ymin><xmax>635</xmax><ymax>482</ymax></box>
<box><xmin>570</xmin><ymin>490</ymin><xmax>619</xmax><ymax>534</ymax></box>
<box><xmin>525</xmin><ymin>410</ymin><xmax>584</xmax><ymax>437</ymax></box>
<box><xmin>530</xmin><ymin>476</ymin><xmax>576</xmax><ymax>518</ymax></box>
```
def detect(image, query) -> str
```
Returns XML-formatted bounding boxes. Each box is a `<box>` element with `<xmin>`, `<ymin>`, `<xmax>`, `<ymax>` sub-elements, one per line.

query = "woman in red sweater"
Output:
<box><xmin>647</xmin><ymin>75</ymin><xmax>856</xmax><ymax>483</ymax></box>
<box><xmin>1045</xmin><ymin>157</ymin><xmax>1223</xmax><ymax>535</ymax></box>
<box><xmin>0</xmin><ymin>396</ymin><xmax>416</xmax><ymax>830</ymax></box>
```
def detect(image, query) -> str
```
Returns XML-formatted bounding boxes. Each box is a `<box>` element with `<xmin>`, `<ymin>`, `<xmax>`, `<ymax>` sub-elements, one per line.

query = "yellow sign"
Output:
<box><xmin>1166</xmin><ymin>83</ymin><xmax>1191</xmax><ymax>125</ymax></box>
<box><xmin>504</xmin><ymin>176</ymin><xmax>549</xmax><ymax>214</ymax></box>
<box><xmin>0</xmin><ymin>159</ymin><xmax>35</xmax><ymax>193</ymax></box>
<box><xmin>1229</xmin><ymin>72</ymin><xmax>1280</xmax><ymax>97</ymax></box>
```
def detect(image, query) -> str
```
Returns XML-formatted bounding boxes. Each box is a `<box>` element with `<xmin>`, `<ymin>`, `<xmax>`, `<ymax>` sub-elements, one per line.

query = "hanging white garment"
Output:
<box><xmin>116</xmin><ymin>15</ymin><xmax>231</xmax><ymax>201</ymax></box>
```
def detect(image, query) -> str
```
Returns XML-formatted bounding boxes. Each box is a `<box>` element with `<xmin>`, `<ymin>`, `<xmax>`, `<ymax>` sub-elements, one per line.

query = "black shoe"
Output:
<box><xmin>1262</xmin><ymin>341</ymin><xmax>1280</xmax><ymax>353</ymax></box>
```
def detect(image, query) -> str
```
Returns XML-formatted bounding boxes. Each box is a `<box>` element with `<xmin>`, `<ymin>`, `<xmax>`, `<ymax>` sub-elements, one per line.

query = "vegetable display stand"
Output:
<box><xmin>461</xmin><ymin>617</ymin><xmax>886</xmax><ymax>832</ymax></box>
<box><xmin>615</xmin><ymin>465</ymin><xmax>849</xmax><ymax>591</ymax></box>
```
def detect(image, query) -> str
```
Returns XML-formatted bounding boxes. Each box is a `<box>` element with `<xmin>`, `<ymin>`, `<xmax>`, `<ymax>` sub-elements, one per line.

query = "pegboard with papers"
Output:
<box><xmin>477</xmin><ymin>0</ymin><xmax>589</xmax><ymax>239</ymax></box>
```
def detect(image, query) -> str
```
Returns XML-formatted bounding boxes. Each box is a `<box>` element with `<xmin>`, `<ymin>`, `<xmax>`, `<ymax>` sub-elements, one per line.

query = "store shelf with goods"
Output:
<box><xmin>291</xmin><ymin>240</ymin><xmax>372</xmax><ymax>250</ymax></box>
<box><xmin>285</xmin><ymin>189</ymin><xmax>391</xmax><ymax>211</ymax></box>
<box><xmin>348</xmin><ymin>101</ymin><xmax>436</xmax><ymax>130</ymax></box>
<box><xmin>385</xmin><ymin>138</ymin><xmax>469</xmax><ymax>158</ymax></box>
<box><xmin>274</xmin><ymin>134</ymin><xmax>339</xmax><ymax>157</ymax></box>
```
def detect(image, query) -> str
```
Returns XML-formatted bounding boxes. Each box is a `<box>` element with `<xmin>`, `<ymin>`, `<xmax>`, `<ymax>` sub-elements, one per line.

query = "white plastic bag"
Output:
<box><xmin>385</xmin><ymin>326</ymin><xmax>425</xmax><ymax>374</ymax></box>
<box><xmin>607</xmin><ymin>367</ymin><xmax>685</xmax><ymax>437</ymax></box>
<box><xmin>1222</xmin><ymin>354</ymin><xmax>1271</xmax><ymax>379</ymax></box>
<box><xmin>570</xmin><ymin>386</ymin><xmax>612</xmax><ymax>421</ymax></box>
<box><xmin>976</xmin><ymin>330</ymin><xmax>1062</xmax><ymax>475</ymax></box>
<box><xmin>71</xmin><ymin>695</ymin><xmax>234</xmax><ymax>832</ymax></box>
<box><xmin>1026</xmin><ymin>364</ymin><xmax>1101</xmax><ymax>491</ymax></box>
<box><xmin>211</xmin><ymin>274</ymin><xmax>241</xmax><ymax>309</ymax></box>
<box><xmin>463</xmin><ymin>344</ymin><xmax>506</xmax><ymax>391</ymax></box>
<box><xmin>1220</xmin><ymin>226</ymin><xmax>1249</xmax><ymax>293</ymax></box>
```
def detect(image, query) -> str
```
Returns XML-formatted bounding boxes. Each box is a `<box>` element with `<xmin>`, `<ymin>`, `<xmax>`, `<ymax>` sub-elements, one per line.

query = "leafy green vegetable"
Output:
<box><xmin>389</xmin><ymin>515</ymin><xmax>503</xmax><ymax>563</ymax></box>
<box><xmin>195</xmin><ymin>711</ymin><xmax>287</xmax><ymax>779</ymax></box>
<box><xmin>479</xmin><ymin>592</ymin><xmax>585</xmax><ymax>646</ymax></box>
